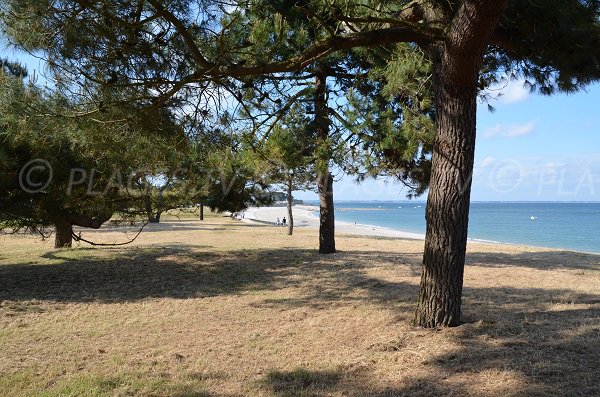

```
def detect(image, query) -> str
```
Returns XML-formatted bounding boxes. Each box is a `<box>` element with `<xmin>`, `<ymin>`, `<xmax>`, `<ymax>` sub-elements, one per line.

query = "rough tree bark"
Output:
<box><xmin>54</xmin><ymin>219</ymin><xmax>73</xmax><ymax>248</ymax></box>
<box><xmin>314</xmin><ymin>71</ymin><xmax>335</xmax><ymax>254</ymax></box>
<box><xmin>144</xmin><ymin>190</ymin><xmax>165</xmax><ymax>223</ymax></box>
<box><xmin>144</xmin><ymin>194</ymin><xmax>160</xmax><ymax>223</ymax></box>
<box><xmin>414</xmin><ymin>0</ymin><xmax>509</xmax><ymax>327</ymax></box>
<box><xmin>317</xmin><ymin>171</ymin><xmax>335</xmax><ymax>254</ymax></box>
<box><xmin>54</xmin><ymin>210</ymin><xmax>112</xmax><ymax>248</ymax></box>
<box><xmin>286</xmin><ymin>175</ymin><xmax>294</xmax><ymax>236</ymax></box>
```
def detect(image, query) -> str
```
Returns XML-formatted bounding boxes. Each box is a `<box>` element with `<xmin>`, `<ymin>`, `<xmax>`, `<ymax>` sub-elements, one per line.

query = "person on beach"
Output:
<box><xmin>282</xmin><ymin>217</ymin><xmax>286</xmax><ymax>226</ymax></box>
<box><xmin>276</xmin><ymin>217</ymin><xmax>280</xmax><ymax>226</ymax></box>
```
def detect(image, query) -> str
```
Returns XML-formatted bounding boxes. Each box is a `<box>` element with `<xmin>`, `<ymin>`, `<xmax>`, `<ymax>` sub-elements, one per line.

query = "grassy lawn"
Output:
<box><xmin>1</xmin><ymin>214</ymin><xmax>599</xmax><ymax>396</ymax></box>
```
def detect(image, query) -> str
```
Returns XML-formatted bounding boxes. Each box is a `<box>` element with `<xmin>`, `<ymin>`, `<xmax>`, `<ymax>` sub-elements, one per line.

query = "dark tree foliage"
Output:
<box><xmin>0</xmin><ymin>57</ymin><xmax>27</xmax><ymax>77</ymax></box>
<box><xmin>0</xmin><ymin>70</ymin><xmax>189</xmax><ymax>247</ymax></box>
<box><xmin>188</xmin><ymin>127</ymin><xmax>273</xmax><ymax>214</ymax></box>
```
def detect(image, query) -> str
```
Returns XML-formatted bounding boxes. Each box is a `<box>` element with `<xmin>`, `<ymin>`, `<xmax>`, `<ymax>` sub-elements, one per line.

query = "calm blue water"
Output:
<box><xmin>307</xmin><ymin>201</ymin><xmax>600</xmax><ymax>254</ymax></box>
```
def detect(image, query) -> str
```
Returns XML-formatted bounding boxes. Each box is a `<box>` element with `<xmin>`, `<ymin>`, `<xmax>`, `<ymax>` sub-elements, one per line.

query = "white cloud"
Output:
<box><xmin>484</xmin><ymin>124</ymin><xmax>502</xmax><ymax>138</ymax></box>
<box><xmin>501</xmin><ymin>81</ymin><xmax>531</xmax><ymax>104</ymax></box>
<box><xmin>471</xmin><ymin>153</ymin><xmax>600</xmax><ymax>201</ymax></box>
<box><xmin>505</xmin><ymin>122</ymin><xmax>536</xmax><ymax>137</ymax></box>
<box><xmin>479</xmin><ymin>156</ymin><xmax>496</xmax><ymax>168</ymax></box>
<box><xmin>543</xmin><ymin>162</ymin><xmax>568</xmax><ymax>169</ymax></box>
<box><xmin>486</xmin><ymin>79</ymin><xmax>531</xmax><ymax>105</ymax></box>
<box><xmin>483</xmin><ymin>121</ymin><xmax>536</xmax><ymax>139</ymax></box>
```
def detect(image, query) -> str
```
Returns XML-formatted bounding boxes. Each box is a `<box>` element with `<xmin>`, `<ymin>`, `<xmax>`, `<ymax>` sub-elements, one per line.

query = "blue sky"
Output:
<box><xmin>5</xmin><ymin>45</ymin><xmax>600</xmax><ymax>202</ymax></box>
<box><xmin>471</xmin><ymin>80</ymin><xmax>600</xmax><ymax>202</ymax></box>
<box><xmin>322</xmin><ymin>80</ymin><xmax>600</xmax><ymax>202</ymax></box>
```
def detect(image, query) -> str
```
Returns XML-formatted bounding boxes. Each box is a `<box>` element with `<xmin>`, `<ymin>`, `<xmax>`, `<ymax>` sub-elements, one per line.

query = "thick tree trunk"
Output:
<box><xmin>144</xmin><ymin>194</ymin><xmax>159</xmax><ymax>223</ymax></box>
<box><xmin>414</xmin><ymin>63</ymin><xmax>477</xmax><ymax>327</ymax></box>
<box><xmin>414</xmin><ymin>1</ymin><xmax>509</xmax><ymax>327</ymax></box>
<box><xmin>317</xmin><ymin>171</ymin><xmax>335</xmax><ymax>254</ymax></box>
<box><xmin>314</xmin><ymin>71</ymin><xmax>335</xmax><ymax>254</ymax></box>
<box><xmin>54</xmin><ymin>219</ymin><xmax>73</xmax><ymax>248</ymax></box>
<box><xmin>144</xmin><ymin>191</ymin><xmax>164</xmax><ymax>223</ymax></box>
<box><xmin>286</xmin><ymin>176</ymin><xmax>294</xmax><ymax>236</ymax></box>
<box><xmin>199</xmin><ymin>203</ymin><xmax>204</xmax><ymax>221</ymax></box>
<box><xmin>155</xmin><ymin>190</ymin><xmax>164</xmax><ymax>223</ymax></box>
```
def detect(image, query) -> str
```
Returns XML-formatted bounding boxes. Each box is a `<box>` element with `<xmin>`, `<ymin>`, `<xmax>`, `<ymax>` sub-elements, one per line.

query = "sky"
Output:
<box><xmin>5</xmin><ymin>44</ymin><xmax>600</xmax><ymax>203</ymax></box>
<box><xmin>318</xmin><ymin>80</ymin><xmax>600</xmax><ymax>202</ymax></box>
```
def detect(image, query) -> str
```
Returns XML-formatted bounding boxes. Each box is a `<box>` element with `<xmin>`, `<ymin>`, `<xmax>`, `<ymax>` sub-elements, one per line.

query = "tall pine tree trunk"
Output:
<box><xmin>54</xmin><ymin>219</ymin><xmax>73</xmax><ymax>248</ymax></box>
<box><xmin>414</xmin><ymin>54</ymin><xmax>476</xmax><ymax>327</ymax></box>
<box><xmin>315</xmin><ymin>71</ymin><xmax>335</xmax><ymax>254</ymax></box>
<box><xmin>286</xmin><ymin>176</ymin><xmax>294</xmax><ymax>236</ymax></box>
<box><xmin>414</xmin><ymin>1</ymin><xmax>508</xmax><ymax>327</ymax></box>
<box><xmin>317</xmin><ymin>171</ymin><xmax>335</xmax><ymax>254</ymax></box>
<box><xmin>145</xmin><ymin>190</ymin><xmax>164</xmax><ymax>223</ymax></box>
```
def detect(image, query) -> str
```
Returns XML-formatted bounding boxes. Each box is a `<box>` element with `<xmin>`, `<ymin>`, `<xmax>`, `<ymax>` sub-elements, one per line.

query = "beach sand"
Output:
<box><xmin>243</xmin><ymin>205</ymin><xmax>426</xmax><ymax>240</ymax></box>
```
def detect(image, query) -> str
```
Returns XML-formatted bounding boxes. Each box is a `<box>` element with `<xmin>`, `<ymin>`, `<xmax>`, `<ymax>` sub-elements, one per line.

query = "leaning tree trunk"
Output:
<box><xmin>414</xmin><ymin>1</ymin><xmax>508</xmax><ymax>327</ymax></box>
<box><xmin>54</xmin><ymin>219</ymin><xmax>73</xmax><ymax>248</ymax></box>
<box><xmin>314</xmin><ymin>71</ymin><xmax>335</xmax><ymax>254</ymax></box>
<box><xmin>286</xmin><ymin>176</ymin><xmax>294</xmax><ymax>236</ymax></box>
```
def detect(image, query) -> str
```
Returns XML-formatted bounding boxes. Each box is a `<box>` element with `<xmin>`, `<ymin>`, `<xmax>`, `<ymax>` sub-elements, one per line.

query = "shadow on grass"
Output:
<box><xmin>0</xmin><ymin>245</ymin><xmax>422</xmax><ymax>308</ymax></box>
<box><xmin>262</xmin><ymin>368</ymin><xmax>343</xmax><ymax>397</ymax></box>
<box><xmin>81</xmin><ymin>221</ymin><xmax>228</xmax><ymax>234</ymax></box>
<box><xmin>466</xmin><ymin>249</ymin><xmax>600</xmax><ymax>271</ymax></box>
<box><xmin>0</xmin><ymin>242</ymin><xmax>597</xmax><ymax>307</ymax></box>
<box><xmin>259</xmin><ymin>366</ymin><xmax>452</xmax><ymax>397</ymax></box>
<box><xmin>1</xmin><ymin>238</ymin><xmax>599</xmax><ymax>395</ymax></box>
<box><xmin>259</xmin><ymin>295</ymin><xmax>600</xmax><ymax>396</ymax></box>
<box><xmin>249</xmin><ymin>248</ymin><xmax>598</xmax><ymax>395</ymax></box>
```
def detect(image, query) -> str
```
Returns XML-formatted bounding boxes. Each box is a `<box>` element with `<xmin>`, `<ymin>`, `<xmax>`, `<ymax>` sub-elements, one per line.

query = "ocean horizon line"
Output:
<box><xmin>299</xmin><ymin>200</ymin><xmax>600</xmax><ymax>204</ymax></box>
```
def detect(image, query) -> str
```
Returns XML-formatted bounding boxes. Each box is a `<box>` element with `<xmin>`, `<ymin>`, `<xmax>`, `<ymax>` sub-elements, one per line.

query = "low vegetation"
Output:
<box><xmin>1</xmin><ymin>214</ymin><xmax>598</xmax><ymax>396</ymax></box>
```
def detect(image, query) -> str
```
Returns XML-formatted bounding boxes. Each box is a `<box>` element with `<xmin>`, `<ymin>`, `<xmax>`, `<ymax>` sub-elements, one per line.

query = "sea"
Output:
<box><xmin>305</xmin><ymin>201</ymin><xmax>600</xmax><ymax>254</ymax></box>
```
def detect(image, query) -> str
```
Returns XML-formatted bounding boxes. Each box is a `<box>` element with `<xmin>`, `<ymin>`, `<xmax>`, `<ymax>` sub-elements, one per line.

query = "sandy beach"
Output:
<box><xmin>243</xmin><ymin>205</ymin><xmax>426</xmax><ymax>240</ymax></box>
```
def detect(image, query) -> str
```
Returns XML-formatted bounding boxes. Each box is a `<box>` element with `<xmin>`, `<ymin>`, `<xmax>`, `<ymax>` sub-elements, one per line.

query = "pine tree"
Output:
<box><xmin>0</xmin><ymin>70</ymin><xmax>189</xmax><ymax>247</ymax></box>
<box><xmin>260</xmin><ymin>102</ymin><xmax>316</xmax><ymax>236</ymax></box>
<box><xmin>4</xmin><ymin>0</ymin><xmax>600</xmax><ymax>326</ymax></box>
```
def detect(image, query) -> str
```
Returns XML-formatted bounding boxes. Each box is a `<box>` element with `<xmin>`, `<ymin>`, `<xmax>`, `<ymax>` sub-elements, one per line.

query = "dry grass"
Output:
<box><xmin>1</xmin><ymin>212</ymin><xmax>599</xmax><ymax>397</ymax></box>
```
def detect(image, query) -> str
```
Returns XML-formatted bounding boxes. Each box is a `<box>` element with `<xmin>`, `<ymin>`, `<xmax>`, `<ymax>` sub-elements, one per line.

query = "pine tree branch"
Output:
<box><xmin>218</xmin><ymin>27</ymin><xmax>439</xmax><ymax>78</ymax></box>
<box><xmin>147</xmin><ymin>0</ymin><xmax>212</xmax><ymax>69</ymax></box>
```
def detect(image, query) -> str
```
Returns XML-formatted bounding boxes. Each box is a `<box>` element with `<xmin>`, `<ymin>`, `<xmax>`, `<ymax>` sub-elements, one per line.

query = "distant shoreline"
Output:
<box><xmin>298</xmin><ymin>200</ymin><xmax>600</xmax><ymax>204</ymax></box>
<box><xmin>243</xmin><ymin>205</ymin><xmax>426</xmax><ymax>240</ymax></box>
<box><xmin>243</xmin><ymin>205</ymin><xmax>600</xmax><ymax>256</ymax></box>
